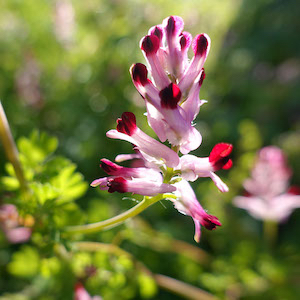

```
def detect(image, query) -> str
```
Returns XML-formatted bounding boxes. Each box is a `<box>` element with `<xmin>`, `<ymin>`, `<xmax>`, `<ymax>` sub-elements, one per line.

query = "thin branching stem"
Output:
<box><xmin>64</xmin><ymin>194</ymin><xmax>163</xmax><ymax>234</ymax></box>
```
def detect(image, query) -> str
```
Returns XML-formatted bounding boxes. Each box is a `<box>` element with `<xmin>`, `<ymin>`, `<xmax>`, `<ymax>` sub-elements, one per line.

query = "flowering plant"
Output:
<box><xmin>88</xmin><ymin>16</ymin><xmax>233</xmax><ymax>242</ymax></box>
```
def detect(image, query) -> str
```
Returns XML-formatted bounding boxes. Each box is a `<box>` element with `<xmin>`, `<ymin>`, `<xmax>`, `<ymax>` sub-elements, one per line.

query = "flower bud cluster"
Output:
<box><xmin>92</xmin><ymin>16</ymin><xmax>233</xmax><ymax>242</ymax></box>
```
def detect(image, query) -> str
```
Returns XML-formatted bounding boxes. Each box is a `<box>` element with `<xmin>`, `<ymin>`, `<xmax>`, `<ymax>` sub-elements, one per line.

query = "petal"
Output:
<box><xmin>209</xmin><ymin>143</ymin><xmax>233</xmax><ymax>171</ymax></box>
<box><xmin>115</xmin><ymin>153</ymin><xmax>141</xmax><ymax>162</ymax></box>
<box><xmin>108</xmin><ymin>177</ymin><xmax>175</xmax><ymax>196</ymax></box>
<box><xmin>162</xmin><ymin>16</ymin><xmax>185</xmax><ymax>77</ymax></box>
<box><xmin>178</xmin><ymin>33</ymin><xmax>211</xmax><ymax>93</ymax></box>
<box><xmin>132</xmin><ymin>128</ymin><xmax>180</xmax><ymax>168</ymax></box>
<box><xmin>106</xmin><ymin>129</ymin><xmax>135</xmax><ymax>144</ymax></box>
<box><xmin>116</xmin><ymin>112</ymin><xmax>137</xmax><ymax>136</ymax></box>
<box><xmin>140</xmin><ymin>35</ymin><xmax>170</xmax><ymax>89</ymax></box>
<box><xmin>209</xmin><ymin>172</ymin><xmax>229</xmax><ymax>193</ymax></box>
<box><xmin>145</xmin><ymin>101</ymin><xmax>167</xmax><ymax>142</ymax></box>
<box><xmin>181</xmin><ymin>69</ymin><xmax>207</xmax><ymax>122</ymax></box>
<box><xmin>90</xmin><ymin>177</ymin><xmax>110</xmax><ymax>190</ymax></box>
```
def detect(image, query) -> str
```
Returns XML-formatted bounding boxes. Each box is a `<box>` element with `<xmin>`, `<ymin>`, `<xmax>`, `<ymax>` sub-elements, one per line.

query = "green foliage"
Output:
<box><xmin>8</xmin><ymin>246</ymin><xmax>40</xmax><ymax>278</ymax></box>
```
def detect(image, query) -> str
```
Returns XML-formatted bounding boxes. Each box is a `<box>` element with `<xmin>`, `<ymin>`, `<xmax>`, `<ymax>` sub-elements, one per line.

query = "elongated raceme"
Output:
<box><xmin>91</xmin><ymin>16</ymin><xmax>233</xmax><ymax>242</ymax></box>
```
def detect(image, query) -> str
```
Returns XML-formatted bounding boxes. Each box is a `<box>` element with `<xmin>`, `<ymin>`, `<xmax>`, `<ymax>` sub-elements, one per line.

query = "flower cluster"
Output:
<box><xmin>234</xmin><ymin>146</ymin><xmax>300</xmax><ymax>222</ymax></box>
<box><xmin>92</xmin><ymin>16</ymin><xmax>233</xmax><ymax>242</ymax></box>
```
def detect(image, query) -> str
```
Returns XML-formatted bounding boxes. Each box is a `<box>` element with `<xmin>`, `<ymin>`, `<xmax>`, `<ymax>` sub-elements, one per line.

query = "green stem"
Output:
<box><xmin>64</xmin><ymin>195</ymin><xmax>162</xmax><ymax>234</ymax></box>
<box><xmin>0</xmin><ymin>101</ymin><xmax>27</xmax><ymax>192</ymax></box>
<box><xmin>263</xmin><ymin>220</ymin><xmax>277</xmax><ymax>248</ymax></box>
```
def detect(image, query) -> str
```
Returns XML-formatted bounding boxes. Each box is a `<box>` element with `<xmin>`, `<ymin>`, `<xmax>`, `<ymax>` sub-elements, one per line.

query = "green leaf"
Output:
<box><xmin>8</xmin><ymin>246</ymin><xmax>40</xmax><ymax>278</ymax></box>
<box><xmin>29</xmin><ymin>182</ymin><xmax>59</xmax><ymax>205</ymax></box>
<box><xmin>17</xmin><ymin>130</ymin><xmax>58</xmax><ymax>166</ymax></box>
<box><xmin>0</xmin><ymin>176</ymin><xmax>20</xmax><ymax>190</ymax></box>
<box><xmin>138</xmin><ymin>273</ymin><xmax>157</xmax><ymax>298</ymax></box>
<box><xmin>49</xmin><ymin>164</ymin><xmax>88</xmax><ymax>204</ymax></box>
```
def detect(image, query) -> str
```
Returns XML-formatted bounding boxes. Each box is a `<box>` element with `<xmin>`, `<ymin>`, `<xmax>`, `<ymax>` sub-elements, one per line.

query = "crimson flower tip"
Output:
<box><xmin>164</xmin><ymin>16</ymin><xmax>184</xmax><ymax>36</ymax></box>
<box><xmin>192</xmin><ymin>34</ymin><xmax>209</xmax><ymax>56</ymax></box>
<box><xmin>199</xmin><ymin>68</ymin><xmax>206</xmax><ymax>86</ymax></box>
<box><xmin>159</xmin><ymin>83</ymin><xmax>182</xmax><ymax>109</ymax></box>
<box><xmin>116</xmin><ymin>112</ymin><xmax>137</xmax><ymax>136</ymax></box>
<box><xmin>100</xmin><ymin>159</ymin><xmax>121</xmax><ymax>174</ymax></box>
<box><xmin>209</xmin><ymin>143</ymin><xmax>233</xmax><ymax>171</ymax></box>
<box><xmin>141</xmin><ymin>35</ymin><xmax>160</xmax><ymax>55</ymax></box>
<box><xmin>149</xmin><ymin>25</ymin><xmax>163</xmax><ymax>41</ymax></box>
<box><xmin>107</xmin><ymin>177</ymin><xmax>127</xmax><ymax>193</ymax></box>
<box><xmin>130</xmin><ymin>63</ymin><xmax>149</xmax><ymax>86</ymax></box>
<box><xmin>201</xmin><ymin>214</ymin><xmax>222</xmax><ymax>230</ymax></box>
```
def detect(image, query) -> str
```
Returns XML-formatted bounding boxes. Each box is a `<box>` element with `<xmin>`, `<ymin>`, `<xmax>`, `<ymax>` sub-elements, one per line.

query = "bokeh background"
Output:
<box><xmin>0</xmin><ymin>0</ymin><xmax>299</xmax><ymax>299</ymax></box>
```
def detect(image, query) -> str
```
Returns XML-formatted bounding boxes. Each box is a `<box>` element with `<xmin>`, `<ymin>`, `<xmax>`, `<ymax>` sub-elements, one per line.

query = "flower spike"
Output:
<box><xmin>90</xmin><ymin>16</ymin><xmax>232</xmax><ymax>243</ymax></box>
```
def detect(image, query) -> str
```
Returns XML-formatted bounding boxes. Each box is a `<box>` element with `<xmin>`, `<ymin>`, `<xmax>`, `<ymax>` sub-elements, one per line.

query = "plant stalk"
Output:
<box><xmin>0</xmin><ymin>101</ymin><xmax>27</xmax><ymax>192</ymax></box>
<box><xmin>64</xmin><ymin>195</ymin><xmax>162</xmax><ymax>234</ymax></box>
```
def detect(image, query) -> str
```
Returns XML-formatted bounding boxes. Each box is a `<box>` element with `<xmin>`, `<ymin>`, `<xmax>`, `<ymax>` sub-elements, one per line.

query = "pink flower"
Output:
<box><xmin>172</xmin><ymin>180</ymin><xmax>221</xmax><ymax>242</ymax></box>
<box><xmin>234</xmin><ymin>146</ymin><xmax>300</xmax><ymax>222</ymax></box>
<box><xmin>0</xmin><ymin>204</ymin><xmax>31</xmax><ymax>244</ymax></box>
<box><xmin>74</xmin><ymin>282</ymin><xmax>102</xmax><ymax>300</ymax></box>
<box><xmin>91</xmin><ymin>16</ymin><xmax>232</xmax><ymax>242</ymax></box>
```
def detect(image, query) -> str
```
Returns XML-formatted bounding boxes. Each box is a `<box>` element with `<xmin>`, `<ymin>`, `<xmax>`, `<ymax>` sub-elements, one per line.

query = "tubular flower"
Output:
<box><xmin>234</xmin><ymin>146</ymin><xmax>300</xmax><ymax>222</ymax></box>
<box><xmin>172</xmin><ymin>180</ymin><xmax>221</xmax><ymax>242</ymax></box>
<box><xmin>91</xmin><ymin>16</ymin><xmax>232</xmax><ymax>242</ymax></box>
<box><xmin>180</xmin><ymin>143</ymin><xmax>233</xmax><ymax>192</ymax></box>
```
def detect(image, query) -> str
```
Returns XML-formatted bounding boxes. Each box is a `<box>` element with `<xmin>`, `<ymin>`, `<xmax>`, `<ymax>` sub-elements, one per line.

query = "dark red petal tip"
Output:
<box><xmin>166</xmin><ymin>16</ymin><xmax>176</xmax><ymax>35</ymax></box>
<box><xmin>141</xmin><ymin>35</ymin><xmax>160</xmax><ymax>55</ymax></box>
<box><xmin>159</xmin><ymin>83</ymin><xmax>182</xmax><ymax>109</ymax></box>
<box><xmin>199</xmin><ymin>68</ymin><xmax>206</xmax><ymax>86</ymax></box>
<box><xmin>107</xmin><ymin>177</ymin><xmax>127</xmax><ymax>193</ymax></box>
<box><xmin>116</xmin><ymin>112</ymin><xmax>137</xmax><ymax>136</ymax></box>
<box><xmin>209</xmin><ymin>143</ymin><xmax>233</xmax><ymax>171</ymax></box>
<box><xmin>165</xmin><ymin>16</ymin><xmax>184</xmax><ymax>36</ymax></box>
<box><xmin>180</xmin><ymin>35</ymin><xmax>187</xmax><ymax>49</ymax></box>
<box><xmin>100</xmin><ymin>159</ymin><xmax>122</xmax><ymax>174</ymax></box>
<box><xmin>192</xmin><ymin>34</ymin><xmax>209</xmax><ymax>56</ymax></box>
<box><xmin>201</xmin><ymin>215</ymin><xmax>222</xmax><ymax>230</ymax></box>
<box><xmin>152</xmin><ymin>26</ymin><xmax>163</xmax><ymax>41</ymax></box>
<box><xmin>180</xmin><ymin>32</ymin><xmax>192</xmax><ymax>50</ymax></box>
<box><xmin>131</xmin><ymin>63</ymin><xmax>149</xmax><ymax>86</ymax></box>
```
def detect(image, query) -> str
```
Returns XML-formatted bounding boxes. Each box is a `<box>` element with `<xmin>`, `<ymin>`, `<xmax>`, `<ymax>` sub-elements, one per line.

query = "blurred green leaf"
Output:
<box><xmin>8</xmin><ymin>246</ymin><xmax>40</xmax><ymax>278</ymax></box>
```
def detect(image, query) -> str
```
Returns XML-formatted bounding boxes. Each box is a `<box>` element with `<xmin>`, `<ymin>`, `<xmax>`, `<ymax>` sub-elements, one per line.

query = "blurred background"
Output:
<box><xmin>0</xmin><ymin>0</ymin><xmax>299</xmax><ymax>299</ymax></box>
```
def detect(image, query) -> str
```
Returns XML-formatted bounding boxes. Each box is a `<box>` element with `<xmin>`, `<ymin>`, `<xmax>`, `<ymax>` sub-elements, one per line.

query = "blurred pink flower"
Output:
<box><xmin>74</xmin><ymin>282</ymin><xmax>102</xmax><ymax>300</ymax></box>
<box><xmin>54</xmin><ymin>0</ymin><xmax>75</xmax><ymax>46</ymax></box>
<box><xmin>15</xmin><ymin>53</ymin><xmax>43</xmax><ymax>109</ymax></box>
<box><xmin>0</xmin><ymin>204</ymin><xmax>31</xmax><ymax>243</ymax></box>
<box><xmin>234</xmin><ymin>146</ymin><xmax>300</xmax><ymax>222</ymax></box>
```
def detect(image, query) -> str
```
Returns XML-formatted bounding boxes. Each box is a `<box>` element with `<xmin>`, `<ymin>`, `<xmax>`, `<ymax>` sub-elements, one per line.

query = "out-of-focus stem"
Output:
<box><xmin>64</xmin><ymin>194</ymin><xmax>162</xmax><ymax>234</ymax></box>
<box><xmin>263</xmin><ymin>220</ymin><xmax>277</xmax><ymax>247</ymax></box>
<box><xmin>0</xmin><ymin>101</ymin><xmax>27</xmax><ymax>191</ymax></box>
<box><xmin>154</xmin><ymin>274</ymin><xmax>219</xmax><ymax>300</ymax></box>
